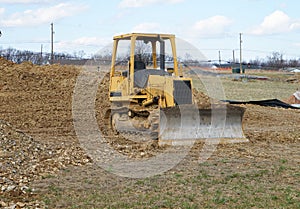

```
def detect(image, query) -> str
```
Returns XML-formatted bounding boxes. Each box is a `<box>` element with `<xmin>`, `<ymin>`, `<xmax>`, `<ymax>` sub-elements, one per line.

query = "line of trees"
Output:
<box><xmin>248</xmin><ymin>52</ymin><xmax>300</xmax><ymax>69</ymax></box>
<box><xmin>192</xmin><ymin>51</ymin><xmax>300</xmax><ymax>70</ymax></box>
<box><xmin>1</xmin><ymin>47</ymin><xmax>300</xmax><ymax>70</ymax></box>
<box><xmin>0</xmin><ymin>47</ymin><xmax>86</xmax><ymax>65</ymax></box>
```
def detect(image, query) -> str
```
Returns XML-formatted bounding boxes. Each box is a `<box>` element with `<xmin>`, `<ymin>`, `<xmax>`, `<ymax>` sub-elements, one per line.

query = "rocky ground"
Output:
<box><xmin>0</xmin><ymin>58</ymin><xmax>91</xmax><ymax>208</ymax></box>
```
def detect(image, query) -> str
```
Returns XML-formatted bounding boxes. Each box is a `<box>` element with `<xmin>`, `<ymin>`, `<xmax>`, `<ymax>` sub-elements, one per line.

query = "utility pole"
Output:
<box><xmin>232</xmin><ymin>50</ymin><xmax>235</xmax><ymax>63</ymax></box>
<box><xmin>239</xmin><ymin>33</ymin><xmax>243</xmax><ymax>74</ymax></box>
<box><xmin>218</xmin><ymin>50</ymin><xmax>221</xmax><ymax>67</ymax></box>
<box><xmin>40</xmin><ymin>44</ymin><xmax>43</xmax><ymax>65</ymax></box>
<box><xmin>232</xmin><ymin>50</ymin><xmax>235</xmax><ymax>69</ymax></box>
<box><xmin>51</xmin><ymin>23</ymin><xmax>54</xmax><ymax>64</ymax></box>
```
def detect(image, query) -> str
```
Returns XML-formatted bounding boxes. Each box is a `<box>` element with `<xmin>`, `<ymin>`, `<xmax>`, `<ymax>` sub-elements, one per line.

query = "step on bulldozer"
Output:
<box><xmin>108</xmin><ymin>33</ymin><xmax>246</xmax><ymax>145</ymax></box>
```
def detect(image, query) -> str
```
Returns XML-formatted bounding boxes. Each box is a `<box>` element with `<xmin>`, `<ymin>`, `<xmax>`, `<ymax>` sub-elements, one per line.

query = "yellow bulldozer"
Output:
<box><xmin>109</xmin><ymin>33</ymin><xmax>246</xmax><ymax>145</ymax></box>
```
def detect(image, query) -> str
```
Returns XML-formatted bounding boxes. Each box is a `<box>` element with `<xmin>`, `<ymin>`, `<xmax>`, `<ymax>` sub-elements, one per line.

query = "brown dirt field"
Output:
<box><xmin>0</xmin><ymin>57</ymin><xmax>299</xmax><ymax>208</ymax></box>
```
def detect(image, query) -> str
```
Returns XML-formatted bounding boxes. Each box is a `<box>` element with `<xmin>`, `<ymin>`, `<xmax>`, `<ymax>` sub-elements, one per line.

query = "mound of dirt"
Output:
<box><xmin>0</xmin><ymin>59</ymin><xmax>80</xmax><ymax>136</ymax></box>
<box><xmin>193</xmin><ymin>89</ymin><xmax>211</xmax><ymax>109</ymax></box>
<box><xmin>243</xmin><ymin>104</ymin><xmax>299</xmax><ymax>143</ymax></box>
<box><xmin>0</xmin><ymin>58</ymin><xmax>92</xmax><ymax>206</ymax></box>
<box><xmin>0</xmin><ymin>56</ymin><xmax>14</xmax><ymax>67</ymax></box>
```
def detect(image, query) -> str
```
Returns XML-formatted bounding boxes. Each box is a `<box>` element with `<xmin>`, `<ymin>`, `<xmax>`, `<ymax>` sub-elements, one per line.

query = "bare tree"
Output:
<box><xmin>266</xmin><ymin>51</ymin><xmax>285</xmax><ymax>69</ymax></box>
<box><xmin>0</xmin><ymin>47</ymin><xmax>84</xmax><ymax>65</ymax></box>
<box><xmin>134</xmin><ymin>40</ymin><xmax>151</xmax><ymax>64</ymax></box>
<box><xmin>287</xmin><ymin>58</ymin><xmax>300</xmax><ymax>67</ymax></box>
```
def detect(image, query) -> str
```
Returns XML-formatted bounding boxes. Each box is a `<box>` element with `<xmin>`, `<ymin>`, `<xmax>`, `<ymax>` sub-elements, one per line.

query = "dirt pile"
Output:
<box><xmin>193</xmin><ymin>89</ymin><xmax>211</xmax><ymax>108</ymax></box>
<box><xmin>0</xmin><ymin>59</ymin><xmax>80</xmax><ymax>137</ymax></box>
<box><xmin>0</xmin><ymin>58</ymin><xmax>92</xmax><ymax>206</ymax></box>
<box><xmin>0</xmin><ymin>56</ymin><xmax>14</xmax><ymax>67</ymax></box>
<box><xmin>243</xmin><ymin>104</ymin><xmax>299</xmax><ymax>143</ymax></box>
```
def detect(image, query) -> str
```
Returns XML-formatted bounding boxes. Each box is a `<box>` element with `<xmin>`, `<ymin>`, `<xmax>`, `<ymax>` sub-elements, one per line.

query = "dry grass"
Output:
<box><xmin>192</xmin><ymin>73</ymin><xmax>299</xmax><ymax>101</ymax></box>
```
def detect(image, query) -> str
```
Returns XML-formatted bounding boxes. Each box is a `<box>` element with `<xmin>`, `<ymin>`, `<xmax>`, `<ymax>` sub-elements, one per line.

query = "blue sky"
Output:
<box><xmin>0</xmin><ymin>0</ymin><xmax>300</xmax><ymax>62</ymax></box>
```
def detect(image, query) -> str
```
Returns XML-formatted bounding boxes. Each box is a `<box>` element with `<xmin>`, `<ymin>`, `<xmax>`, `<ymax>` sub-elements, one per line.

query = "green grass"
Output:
<box><xmin>193</xmin><ymin>75</ymin><xmax>298</xmax><ymax>101</ymax></box>
<box><xmin>39</xmin><ymin>160</ymin><xmax>300</xmax><ymax>209</ymax></box>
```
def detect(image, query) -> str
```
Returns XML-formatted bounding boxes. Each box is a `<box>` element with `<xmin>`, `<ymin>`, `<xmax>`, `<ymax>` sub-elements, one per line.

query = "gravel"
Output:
<box><xmin>0</xmin><ymin>119</ymin><xmax>91</xmax><ymax>208</ymax></box>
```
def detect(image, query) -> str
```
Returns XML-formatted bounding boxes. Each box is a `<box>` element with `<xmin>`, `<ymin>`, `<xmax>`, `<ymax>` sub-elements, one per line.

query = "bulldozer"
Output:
<box><xmin>108</xmin><ymin>33</ymin><xmax>246</xmax><ymax>145</ymax></box>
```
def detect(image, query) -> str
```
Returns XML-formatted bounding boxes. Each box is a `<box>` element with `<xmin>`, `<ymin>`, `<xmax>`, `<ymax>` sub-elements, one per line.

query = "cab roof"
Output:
<box><xmin>113</xmin><ymin>33</ymin><xmax>175</xmax><ymax>41</ymax></box>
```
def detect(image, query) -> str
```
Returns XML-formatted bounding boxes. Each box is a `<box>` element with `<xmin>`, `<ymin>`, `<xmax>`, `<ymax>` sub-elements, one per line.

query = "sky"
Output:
<box><xmin>0</xmin><ymin>0</ymin><xmax>300</xmax><ymax>62</ymax></box>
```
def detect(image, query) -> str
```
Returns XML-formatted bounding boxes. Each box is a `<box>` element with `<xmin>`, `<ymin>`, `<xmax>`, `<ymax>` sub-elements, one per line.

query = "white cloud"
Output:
<box><xmin>131</xmin><ymin>22</ymin><xmax>161</xmax><ymax>33</ymax></box>
<box><xmin>55</xmin><ymin>36</ymin><xmax>111</xmax><ymax>53</ymax></box>
<box><xmin>191</xmin><ymin>15</ymin><xmax>232</xmax><ymax>37</ymax></box>
<box><xmin>290</xmin><ymin>22</ymin><xmax>300</xmax><ymax>30</ymax></box>
<box><xmin>249</xmin><ymin>10</ymin><xmax>300</xmax><ymax>35</ymax></box>
<box><xmin>0</xmin><ymin>0</ymin><xmax>54</xmax><ymax>3</ymax></box>
<box><xmin>0</xmin><ymin>3</ymin><xmax>87</xmax><ymax>27</ymax></box>
<box><xmin>0</xmin><ymin>8</ymin><xmax>5</xmax><ymax>15</ymax></box>
<box><xmin>73</xmin><ymin>37</ymin><xmax>108</xmax><ymax>46</ymax></box>
<box><xmin>119</xmin><ymin>0</ymin><xmax>184</xmax><ymax>8</ymax></box>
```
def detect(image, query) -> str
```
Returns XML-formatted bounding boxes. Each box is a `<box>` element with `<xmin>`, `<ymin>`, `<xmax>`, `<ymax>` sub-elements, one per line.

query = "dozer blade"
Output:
<box><xmin>159</xmin><ymin>104</ymin><xmax>247</xmax><ymax>146</ymax></box>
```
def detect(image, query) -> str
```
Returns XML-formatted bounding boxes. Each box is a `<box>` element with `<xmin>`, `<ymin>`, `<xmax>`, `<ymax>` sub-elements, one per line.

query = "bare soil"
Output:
<box><xmin>0</xmin><ymin>57</ymin><xmax>299</xmax><ymax>208</ymax></box>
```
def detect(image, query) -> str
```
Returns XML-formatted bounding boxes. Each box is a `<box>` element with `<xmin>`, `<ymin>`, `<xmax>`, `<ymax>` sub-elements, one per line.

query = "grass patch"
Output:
<box><xmin>193</xmin><ymin>75</ymin><xmax>298</xmax><ymax>101</ymax></box>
